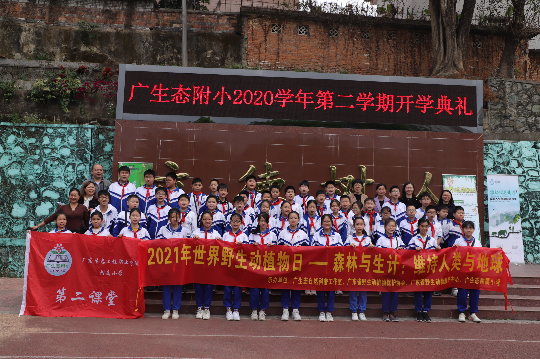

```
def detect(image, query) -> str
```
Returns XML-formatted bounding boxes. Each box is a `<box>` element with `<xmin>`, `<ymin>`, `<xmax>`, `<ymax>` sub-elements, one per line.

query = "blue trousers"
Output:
<box><xmin>349</xmin><ymin>291</ymin><xmax>367</xmax><ymax>312</ymax></box>
<box><xmin>194</xmin><ymin>283</ymin><xmax>214</xmax><ymax>308</ymax></box>
<box><xmin>223</xmin><ymin>286</ymin><xmax>241</xmax><ymax>310</ymax></box>
<box><xmin>317</xmin><ymin>291</ymin><xmax>335</xmax><ymax>312</ymax></box>
<box><xmin>250</xmin><ymin>288</ymin><xmax>269</xmax><ymax>310</ymax></box>
<box><xmin>414</xmin><ymin>291</ymin><xmax>432</xmax><ymax>312</ymax></box>
<box><xmin>457</xmin><ymin>288</ymin><xmax>480</xmax><ymax>313</ymax></box>
<box><xmin>381</xmin><ymin>292</ymin><xmax>399</xmax><ymax>312</ymax></box>
<box><xmin>281</xmin><ymin>290</ymin><xmax>301</xmax><ymax>309</ymax></box>
<box><xmin>162</xmin><ymin>285</ymin><xmax>183</xmax><ymax>311</ymax></box>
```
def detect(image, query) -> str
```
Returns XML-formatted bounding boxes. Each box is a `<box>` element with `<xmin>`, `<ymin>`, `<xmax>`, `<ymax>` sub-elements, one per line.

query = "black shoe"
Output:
<box><xmin>404</xmin><ymin>292</ymin><xmax>411</xmax><ymax>297</ymax></box>
<box><xmin>146</xmin><ymin>286</ymin><xmax>155</xmax><ymax>291</ymax></box>
<box><xmin>416</xmin><ymin>311</ymin><xmax>423</xmax><ymax>322</ymax></box>
<box><xmin>423</xmin><ymin>312</ymin><xmax>431</xmax><ymax>323</ymax></box>
<box><xmin>383</xmin><ymin>312</ymin><xmax>390</xmax><ymax>322</ymax></box>
<box><xmin>182</xmin><ymin>286</ymin><xmax>188</xmax><ymax>293</ymax></box>
<box><xmin>433</xmin><ymin>291</ymin><xmax>442</xmax><ymax>296</ymax></box>
<box><xmin>390</xmin><ymin>312</ymin><xmax>399</xmax><ymax>322</ymax></box>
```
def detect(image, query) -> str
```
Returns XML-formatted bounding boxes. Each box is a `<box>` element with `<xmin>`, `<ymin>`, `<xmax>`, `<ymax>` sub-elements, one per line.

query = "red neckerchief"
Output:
<box><xmin>229</xmin><ymin>230</ymin><xmax>243</xmax><ymax>242</ymax></box>
<box><xmin>465</xmin><ymin>237</ymin><xmax>475</xmax><ymax>246</ymax></box>
<box><xmin>288</xmin><ymin>227</ymin><xmax>299</xmax><ymax>243</ymax></box>
<box><xmin>271</xmin><ymin>198</ymin><xmax>282</xmax><ymax>207</ymax></box>
<box><xmin>118</xmin><ymin>181</ymin><xmax>129</xmax><ymax>202</ymax></box>
<box><xmin>279</xmin><ymin>216</ymin><xmax>287</xmax><ymax>230</ymax></box>
<box><xmin>130</xmin><ymin>226</ymin><xmax>140</xmax><ymax>239</ymax></box>
<box><xmin>324</xmin><ymin>233</ymin><xmax>331</xmax><ymax>246</ymax></box>
<box><xmin>332</xmin><ymin>214</ymin><xmax>342</xmax><ymax>231</ymax></box>
<box><xmin>249</xmin><ymin>191</ymin><xmax>257</xmax><ymax>208</ymax></box>
<box><xmin>429</xmin><ymin>221</ymin><xmax>435</xmax><ymax>237</ymax></box>
<box><xmin>180</xmin><ymin>211</ymin><xmax>187</xmax><ymax>224</ymax></box>
<box><xmin>145</xmin><ymin>185</ymin><xmax>153</xmax><ymax>199</ymax></box>
<box><xmin>454</xmin><ymin>220</ymin><xmax>464</xmax><ymax>235</ymax></box>
<box><xmin>156</xmin><ymin>204</ymin><xmax>166</xmax><ymax>221</ymax></box>
<box><xmin>300</xmin><ymin>194</ymin><xmax>308</xmax><ymax>210</ymax></box>
<box><xmin>351</xmin><ymin>233</ymin><xmax>365</xmax><ymax>245</ymax></box>
<box><xmin>167</xmin><ymin>188</ymin><xmax>175</xmax><ymax>203</ymax></box>
<box><xmin>308</xmin><ymin>215</ymin><xmax>316</xmax><ymax>233</ymax></box>
<box><xmin>204</xmin><ymin>229</ymin><xmax>209</xmax><ymax>239</ymax></box>
<box><xmin>342</xmin><ymin>210</ymin><xmax>349</xmax><ymax>220</ymax></box>
<box><xmin>408</xmin><ymin>218</ymin><xmax>418</xmax><ymax>235</ymax></box>
<box><xmin>417</xmin><ymin>235</ymin><xmax>427</xmax><ymax>249</ymax></box>
<box><xmin>220</xmin><ymin>202</ymin><xmax>228</xmax><ymax>215</ymax></box>
<box><xmin>389</xmin><ymin>200</ymin><xmax>399</xmax><ymax>212</ymax></box>
<box><xmin>259</xmin><ymin>231</ymin><xmax>270</xmax><ymax>245</ymax></box>
<box><xmin>91</xmin><ymin>227</ymin><xmax>105</xmax><ymax>236</ymax></box>
<box><xmin>193</xmin><ymin>192</ymin><xmax>202</xmax><ymax>207</ymax></box>
<box><xmin>388</xmin><ymin>233</ymin><xmax>394</xmax><ymax>248</ymax></box>
<box><xmin>365</xmin><ymin>210</ymin><xmax>376</xmax><ymax>233</ymax></box>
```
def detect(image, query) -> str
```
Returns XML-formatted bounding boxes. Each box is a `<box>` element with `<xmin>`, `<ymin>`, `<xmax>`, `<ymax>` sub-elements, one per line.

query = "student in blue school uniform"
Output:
<box><xmin>248</xmin><ymin>212</ymin><xmax>277</xmax><ymax>321</ymax></box>
<box><xmin>312</xmin><ymin>214</ymin><xmax>342</xmax><ymax>322</ymax></box>
<box><xmin>221</xmin><ymin>213</ymin><xmax>249</xmax><ymax>321</ymax></box>
<box><xmin>254</xmin><ymin>190</ymin><xmax>271</xmax><ymax>216</ymax></box>
<box><xmin>376</xmin><ymin>218</ymin><xmax>405</xmax><ymax>322</ymax></box>
<box><xmin>301</xmin><ymin>200</ymin><xmax>321</xmax><ymax>243</ymax></box>
<box><xmin>323</xmin><ymin>181</ymin><xmax>341</xmax><ymax>208</ymax></box>
<box><xmin>408</xmin><ymin>217</ymin><xmax>441</xmax><ymax>323</ymax></box>
<box><xmin>399</xmin><ymin>204</ymin><xmax>419</xmax><ymax>247</ymax></box>
<box><xmin>339</xmin><ymin>196</ymin><xmax>352</xmax><ymax>223</ymax></box>
<box><xmin>444</xmin><ymin>206</ymin><xmax>466</xmax><ymax>248</ymax></box>
<box><xmin>112</xmin><ymin>194</ymin><xmax>147</xmax><ymax>237</ymax></box>
<box><xmin>49</xmin><ymin>212</ymin><xmax>72</xmax><ymax>233</ymax></box>
<box><xmin>329</xmin><ymin>199</ymin><xmax>347</xmax><ymax>243</ymax></box>
<box><xmin>453</xmin><ymin>221</ymin><xmax>484</xmax><ymax>323</ymax></box>
<box><xmin>315</xmin><ymin>189</ymin><xmax>330</xmax><ymax>217</ymax></box>
<box><xmin>373</xmin><ymin>206</ymin><xmax>397</xmax><ymax>244</ymax></box>
<box><xmin>108</xmin><ymin>165</ymin><xmax>136</xmax><ymax>213</ymax></box>
<box><xmin>415</xmin><ymin>192</ymin><xmax>432</xmax><ymax>219</ymax></box>
<box><xmin>117</xmin><ymin>208</ymin><xmax>151</xmax><ymax>240</ymax></box>
<box><xmin>278</xmin><ymin>211</ymin><xmax>308</xmax><ymax>321</ymax></box>
<box><xmin>170</xmin><ymin>193</ymin><xmax>197</xmax><ymax>238</ymax></box>
<box><xmin>361</xmin><ymin>198</ymin><xmax>381</xmax><ymax>239</ymax></box>
<box><xmin>188</xmin><ymin>178</ymin><xmax>207</xmax><ymax>215</ymax></box>
<box><xmin>165</xmin><ymin>172</ymin><xmax>185</xmax><ymax>208</ymax></box>
<box><xmin>192</xmin><ymin>211</ymin><xmax>222</xmax><ymax>320</ymax></box>
<box><xmin>245</xmin><ymin>175</ymin><xmax>262</xmax><ymax>211</ymax></box>
<box><xmin>425</xmin><ymin>204</ymin><xmax>444</xmax><ymax>297</ymax></box>
<box><xmin>270</xmin><ymin>201</ymin><xmax>291</xmax><ymax>236</ymax></box>
<box><xmin>239</xmin><ymin>190</ymin><xmax>257</xmax><ymax>224</ymax></box>
<box><xmin>208</xmin><ymin>178</ymin><xmax>220</xmax><ymax>197</ymax></box>
<box><xmin>226</xmin><ymin>195</ymin><xmax>253</xmax><ymax>235</ymax></box>
<box><xmin>269</xmin><ymin>184</ymin><xmax>284</xmax><ymax>219</ymax></box>
<box><xmin>136</xmin><ymin>169</ymin><xmax>156</xmax><ymax>215</ymax></box>
<box><xmin>90</xmin><ymin>190</ymin><xmax>118</xmax><ymax>233</ymax></box>
<box><xmin>294</xmin><ymin>180</ymin><xmax>314</xmax><ymax>215</ymax></box>
<box><xmin>85</xmin><ymin>211</ymin><xmax>112</xmax><ymax>237</ymax></box>
<box><xmin>217</xmin><ymin>183</ymin><xmax>233</xmax><ymax>218</ymax></box>
<box><xmin>346</xmin><ymin>217</ymin><xmax>374</xmax><ymax>321</ymax></box>
<box><xmin>259</xmin><ymin>200</ymin><xmax>271</xmax><ymax>217</ymax></box>
<box><xmin>146</xmin><ymin>187</ymin><xmax>171</xmax><ymax>239</ymax></box>
<box><xmin>382</xmin><ymin>185</ymin><xmax>407</xmax><ymax>226</ymax></box>
<box><xmin>156</xmin><ymin>209</ymin><xmax>189</xmax><ymax>320</ymax></box>
<box><xmin>346</xmin><ymin>200</ymin><xmax>362</xmax><ymax>238</ymax></box>
<box><xmin>436</xmin><ymin>205</ymin><xmax>451</xmax><ymax>231</ymax></box>
<box><xmin>202</xmin><ymin>195</ymin><xmax>226</xmax><ymax>236</ymax></box>
<box><xmin>283</xmin><ymin>186</ymin><xmax>302</xmax><ymax>215</ymax></box>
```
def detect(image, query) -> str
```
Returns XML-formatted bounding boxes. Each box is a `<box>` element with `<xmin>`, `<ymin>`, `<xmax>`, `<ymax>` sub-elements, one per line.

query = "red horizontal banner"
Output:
<box><xmin>21</xmin><ymin>232</ymin><xmax>144</xmax><ymax>318</ymax></box>
<box><xmin>138</xmin><ymin>238</ymin><xmax>511</xmax><ymax>293</ymax></box>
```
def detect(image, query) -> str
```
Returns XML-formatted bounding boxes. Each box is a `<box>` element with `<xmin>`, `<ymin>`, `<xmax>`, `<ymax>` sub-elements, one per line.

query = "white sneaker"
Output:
<box><xmin>335</xmin><ymin>290</ymin><xmax>343</xmax><ymax>295</ymax></box>
<box><xmin>203</xmin><ymin>308</ymin><xmax>210</xmax><ymax>320</ymax></box>
<box><xmin>305</xmin><ymin>290</ymin><xmax>311</xmax><ymax>295</ymax></box>
<box><xmin>458</xmin><ymin>313</ymin><xmax>466</xmax><ymax>322</ymax></box>
<box><xmin>326</xmin><ymin>312</ymin><xmax>334</xmax><ymax>322</ymax></box>
<box><xmin>359</xmin><ymin>313</ymin><xmax>367</xmax><ymax>321</ymax></box>
<box><xmin>292</xmin><ymin>309</ymin><xmax>301</xmax><ymax>321</ymax></box>
<box><xmin>451</xmin><ymin>288</ymin><xmax>458</xmax><ymax>297</ymax></box>
<box><xmin>352</xmin><ymin>312</ymin><xmax>359</xmax><ymax>321</ymax></box>
<box><xmin>162</xmin><ymin>310</ymin><xmax>171</xmax><ymax>320</ymax></box>
<box><xmin>469</xmin><ymin>313</ymin><xmax>481</xmax><ymax>323</ymax></box>
<box><xmin>258</xmin><ymin>310</ymin><xmax>266</xmax><ymax>321</ymax></box>
<box><xmin>226</xmin><ymin>310</ymin><xmax>234</xmax><ymax>321</ymax></box>
<box><xmin>313</xmin><ymin>291</ymin><xmax>317</xmax><ymax>295</ymax></box>
<box><xmin>195</xmin><ymin>308</ymin><xmax>203</xmax><ymax>319</ymax></box>
<box><xmin>319</xmin><ymin>312</ymin><xmax>326</xmax><ymax>322</ymax></box>
<box><xmin>233</xmin><ymin>311</ymin><xmax>240</xmax><ymax>321</ymax></box>
<box><xmin>251</xmin><ymin>310</ymin><xmax>258</xmax><ymax>321</ymax></box>
<box><xmin>281</xmin><ymin>308</ymin><xmax>289</xmax><ymax>321</ymax></box>
<box><xmin>172</xmin><ymin>310</ymin><xmax>179</xmax><ymax>320</ymax></box>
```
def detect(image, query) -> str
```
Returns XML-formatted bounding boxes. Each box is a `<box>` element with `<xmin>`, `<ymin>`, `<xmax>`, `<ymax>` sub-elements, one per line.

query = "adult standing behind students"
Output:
<box><xmin>79</xmin><ymin>181</ymin><xmax>99</xmax><ymax>212</ymax></box>
<box><xmin>439</xmin><ymin>190</ymin><xmax>455</xmax><ymax>220</ymax></box>
<box><xmin>32</xmin><ymin>188</ymin><xmax>90</xmax><ymax>233</ymax></box>
<box><xmin>400</xmin><ymin>182</ymin><xmax>421</xmax><ymax>209</ymax></box>
<box><xmin>87</xmin><ymin>164</ymin><xmax>111</xmax><ymax>192</ymax></box>
<box><xmin>374</xmin><ymin>183</ymin><xmax>390</xmax><ymax>214</ymax></box>
<box><xmin>348</xmin><ymin>179</ymin><xmax>367</xmax><ymax>209</ymax></box>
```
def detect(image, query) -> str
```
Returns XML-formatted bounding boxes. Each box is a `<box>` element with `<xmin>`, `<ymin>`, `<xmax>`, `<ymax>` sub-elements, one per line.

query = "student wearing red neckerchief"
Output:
<box><xmin>226</xmin><ymin>196</ymin><xmax>254</xmax><ymax>235</ymax></box>
<box><xmin>108</xmin><ymin>165</ymin><xmax>136</xmax><ymax>213</ymax></box>
<box><xmin>171</xmin><ymin>194</ymin><xmax>198</xmax><ymax>238</ymax></box>
<box><xmin>165</xmin><ymin>172</ymin><xmax>185</xmax><ymax>209</ymax></box>
<box><xmin>187</xmin><ymin>178</ymin><xmax>207</xmax><ymax>216</ymax></box>
<box><xmin>360</xmin><ymin>198</ymin><xmax>381</xmax><ymax>238</ymax></box>
<box><xmin>48</xmin><ymin>213</ymin><xmax>72</xmax><ymax>233</ymax></box>
<box><xmin>135</xmin><ymin>169</ymin><xmax>156</xmax><ymax>215</ymax></box>
<box><xmin>255</xmin><ymin>190</ymin><xmax>271</xmax><ymax>216</ymax></box>
<box><xmin>294</xmin><ymin>180</ymin><xmax>314</xmax><ymax>216</ymax></box>
<box><xmin>339</xmin><ymin>196</ymin><xmax>352</xmax><ymax>222</ymax></box>
<box><xmin>248</xmin><ymin>213</ymin><xmax>276</xmax><ymax>322</ymax></box>
<box><xmin>112</xmin><ymin>194</ymin><xmax>148</xmax><ymax>237</ymax></box>
<box><xmin>270</xmin><ymin>201</ymin><xmax>291</xmax><ymax>237</ymax></box>
<box><xmin>323</xmin><ymin>181</ymin><xmax>341</xmax><ymax>209</ymax></box>
<box><xmin>85</xmin><ymin>211</ymin><xmax>112</xmax><ymax>237</ymax></box>
<box><xmin>399</xmin><ymin>205</ymin><xmax>420</xmax><ymax>247</ymax></box>
<box><xmin>117</xmin><ymin>208</ymin><xmax>150</xmax><ymax>240</ymax></box>
<box><xmin>415</xmin><ymin>192</ymin><xmax>432</xmax><ymax>220</ymax></box>
<box><xmin>217</xmin><ymin>183</ymin><xmax>233</xmax><ymax>218</ymax></box>
<box><xmin>146</xmin><ymin>187</ymin><xmax>171</xmax><ymax>239</ymax></box>
<box><xmin>443</xmin><ymin>205</ymin><xmax>466</xmax><ymax>249</ymax></box>
<box><xmin>382</xmin><ymin>185</ymin><xmax>407</xmax><ymax>226</ymax></box>
<box><xmin>315</xmin><ymin>190</ymin><xmax>330</xmax><ymax>217</ymax></box>
<box><xmin>244</xmin><ymin>175</ymin><xmax>262</xmax><ymax>211</ymax></box>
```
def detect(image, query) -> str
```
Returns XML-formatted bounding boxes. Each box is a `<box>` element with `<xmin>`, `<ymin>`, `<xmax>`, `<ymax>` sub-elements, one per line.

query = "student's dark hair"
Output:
<box><xmin>245</xmin><ymin>175</ymin><xmax>257</xmax><ymax>183</ymax></box>
<box><xmin>155</xmin><ymin>186</ymin><xmax>167</xmax><ymax>195</ymax></box>
<box><xmin>406</xmin><ymin>204</ymin><xmax>416</xmax><ymax>210</ymax></box>
<box><xmin>166</xmin><ymin>172</ymin><xmax>178</xmax><ymax>181</ymax></box>
<box><xmin>261</xmin><ymin>190</ymin><xmax>270</xmax><ymax>196</ymax></box>
<box><xmin>284</xmin><ymin>185</ymin><xmax>296</xmax><ymax>193</ymax></box>
<box><xmin>209</xmin><ymin>178</ymin><xmax>219</xmax><ymax>185</ymax></box>
<box><xmin>179</xmin><ymin>193</ymin><xmax>190</xmax><ymax>201</ymax></box>
<box><xmin>463</xmin><ymin>221</ymin><xmax>475</xmax><ymax>229</ymax></box>
<box><xmin>438</xmin><ymin>190</ymin><xmax>455</xmax><ymax>206</ymax></box>
<box><xmin>192</xmin><ymin>177</ymin><xmax>203</xmax><ymax>185</ymax></box>
<box><xmin>69</xmin><ymin>188</ymin><xmax>81</xmax><ymax>197</ymax></box>
<box><xmin>281</xmin><ymin>201</ymin><xmax>292</xmax><ymax>208</ymax></box>
<box><xmin>324</xmin><ymin>180</ymin><xmax>336</xmax><ymax>187</ymax></box>
<box><xmin>376</xmin><ymin>183</ymin><xmax>387</xmax><ymax>191</ymax></box>
<box><xmin>389</xmin><ymin>185</ymin><xmax>400</xmax><ymax>193</ymax></box>
<box><xmin>384</xmin><ymin>218</ymin><xmax>397</xmax><ymax>227</ymax></box>
<box><xmin>55</xmin><ymin>212</ymin><xmax>68</xmax><ymax>220</ymax></box>
<box><xmin>315</xmin><ymin>189</ymin><xmax>326</xmax><ymax>197</ymax></box>
<box><xmin>198</xmin><ymin>210</ymin><xmax>213</xmax><ymax>228</ymax></box>
<box><xmin>299</xmin><ymin>180</ymin><xmax>310</xmax><ymax>188</ymax></box>
<box><xmin>251</xmin><ymin>212</ymin><xmax>270</xmax><ymax>234</ymax></box>
<box><xmin>418</xmin><ymin>192</ymin><xmax>431</xmax><ymax>201</ymax></box>
<box><xmin>436</xmin><ymin>204</ymin><xmax>449</xmax><ymax>212</ymax></box>
<box><xmin>352</xmin><ymin>178</ymin><xmax>364</xmax><ymax>187</ymax></box>
<box><xmin>232</xmin><ymin>195</ymin><xmax>244</xmax><ymax>204</ymax></box>
<box><xmin>364</xmin><ymin>197</ymin><xmax>375</xmax><ymax>204</ymax></box>
<box><xmin>352</xmin><ymin>201</ymin><xmax>362</xmax><ymax>210</ymax></box>
<box><xmin>90</xmin><ymin>211</ymin><xmax>104</xmax><ymax>220</ymax></box>
<box><xmin>306</xmin><ymin>199</ymin><xmax>317</xmax><ymax>210</ymax></box>
<box><xmin>144</xmin><ymin>169</ymin><xmax>156</xmax><ymax>177</ymax></box>
<box><xmin>168</xmin><ymin>208</ymin><xmax>181</xmax><ymax>219</ymax></box>
<box><xmin>353</xmin><ymin>216</ymin><xmax>368</xmax><ymax>236</ymax></box>
<box><xmin>401</xmin><ymin>181</ymin><xmax>416</xmax><ymax>197</ymax></box>
<box><xmin>425</xmin><ymin>205</ymin><xmax>437</xmax><ymax>213</ymax></box>
<box><xmin>130</xmin><ymin>208</ymin><xmax>142</xmax><ymax>216</ymax></box>
<box><xmin>118</xmin><ymin>165</ymin><xmax>131</xmax><ymax>173</ymax></box>
<box><xmin>97</xmin><ymin>190</ymin><xmax>110</xmax><ymax>199</ymax></box>
<box><xmin>288</xmin><ymin>211</ymin><xmax>300</xmax><ymax>220</ymax></box>
<box><xmin>127</xmin><ymin>194</ymin><xmax>138</xmax><ymax>201</ymax></box>
<box><xmin>260</xmin><ymin>199</ymin><xmax>271</xmax><ymax>210</ymax></box>
<box><xmin>269</xmin><ymin>184</ymin><xmax>281</xmax><ymax>192</ymax></box>
<box><xmin>329</xmin><ymin>199</ymin><xmax>340</xmax><ymax>209</ymax></box>
<box><xmin>454</xmin><ymin>205</ymin><xmax>465</xmax><ymax>213</ymax></box>
<box><xmin>206</xmin><ymin>195</ymin><xmax>218</xmax><ymax>203</ymax></box>
<box><xmin>320</xmin><ymin>214</ymin><xmax>333</xmax><ymax>227</ymax></box>
<box><xmin>340</xmin><ymin>195</ymin><xmax>350</xmax><ymax>202</ymax></box>
<box><xmin>230</xmin><ymin>212</ymin><xmax>243</xmax><ymax>223</ymax></box>
<box><xmin>217</xmin><ymin>183</ymin><xmax>229</xmax><ymax>191</ymax></box>
<box><xmin>417</xmin><ymin>217</ymin><xmax>429</xmax><ymax>228</ymax></box>
<box><xmin>381</xmin><ymin>206</ymin><xmax>391</xmax><ymax>214</ymax></box>
<box><xmin>81</xmin><ymin>181</ymin><xmax>97</xmax><ymax>200</ymax></box>
<box><xmin>239</xmin><ymin>190</ymin><xmax>250</xmax><ymax>197</ymax></box>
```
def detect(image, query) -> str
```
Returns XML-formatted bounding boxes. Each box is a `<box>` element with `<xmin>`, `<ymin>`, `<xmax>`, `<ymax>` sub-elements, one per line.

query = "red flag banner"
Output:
<box><xmin>138</xmin><ymin>238</ymin><xmax>511</xmax><ymax>293</ymax></box>
<box><xmin>20</xmin><ymin>232</ymin><xmax>144</xmax><ymax>318</ymax></box>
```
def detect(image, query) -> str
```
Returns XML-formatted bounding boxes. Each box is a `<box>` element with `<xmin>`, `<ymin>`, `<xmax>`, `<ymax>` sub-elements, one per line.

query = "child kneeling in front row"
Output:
<box><xmin>453</xmin><ymin>220</ymin><xmax>482</xmax><ymax>323</ymax></box>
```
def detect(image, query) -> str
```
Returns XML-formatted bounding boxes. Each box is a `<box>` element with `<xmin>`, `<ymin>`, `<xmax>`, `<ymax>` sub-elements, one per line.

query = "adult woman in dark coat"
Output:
<box><xmin>32</xmin><ymin>188</ymin><xmax>90</xmax><ymax>233</ymax></box>
<box><xmin>438</xmin><ymin>190</ymin><xmax>456</xmax><ymax>220</ymax></box>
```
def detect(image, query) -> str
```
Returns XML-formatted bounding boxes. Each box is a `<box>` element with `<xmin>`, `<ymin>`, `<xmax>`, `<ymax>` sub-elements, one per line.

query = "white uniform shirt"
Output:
<box><xmin>382</xmin><ymin>201</ymin><xmax>407</xmax><ymax>225</ymax></box>
<box><xmin>375</xmin><ymin>232</ymin><xmax>405</xmax><ymax>249</ymax></box>
<box><xmin>454</xmin><ymin>236</ymin><xmax>482</xmax><ymax>248</ymax></box>
<box><xmin>84</xmin><ymin>227</ymin><xmax>110</xmax><ymax>236</ymax></box>
<box><xmin>222</xmin><ymin>229</ymin><xmax>249</xmax><ymax>244</ymax></box>
<box><xmin>294</xmin><ymin>194</ymin><xmax>315</xmax><ymax>215</ymax></box>
<box><xmin>192</xmin><ymin>228</ymin><xmax>221</xmax><ymax>239</ymax></box>
<box><xmin>346</xmin><ymin>233</ymin><xmax>371</xmax><ymax>247</ymax></box>
<box><xmin>177</xmin><ymin>209</ymin><xmax>198</xmax><ymax>238</ymax></box>
<box><xmin>119</xmin><ymin>226</ymin><xmax>151</xmax><ymax>240</ymax></box>
<box><xmin>248</xmin><ymin>229</ymin><xmax>277</xmax><ymax>246</ymax></box>
<box><xmin>49</xmin><ymin>228</ymin><xmax>72</xmax><ymax>234</ymax></box>
<box><xmin>156</xmin><ymin>224</ymin><xmax>189</xmax><ymax>239</ymax></box>
<box><xmin>90</xmin><ymin>204</ymin><xmax>118</xmax><ymax>231</ymax></box>
<box><xmin>312</xmin><ymin>228</ymin><xmax>342</xmax><ymax>247</ymax></box>
<box><xmin>408</xmin><ymin>234</ymin><xmax>438</xmax><ymax>250</ymax></box>
<box><xmin>278</xmin><ymin>227</ymin><xmax>309</xmax><ymax>246</ymax></box>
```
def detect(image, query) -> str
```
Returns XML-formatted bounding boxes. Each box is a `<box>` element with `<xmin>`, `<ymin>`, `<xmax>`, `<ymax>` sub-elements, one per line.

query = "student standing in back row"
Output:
<box><xmin>383</xmin><ymin>186</ymin><xmax>407</xmax><ymax>226</ymax></box>
<box><xmin>294</xmin><ymin>180</ymin><xmax>314</xmax><ymax>215</ymax></box>
<box><xmin>108</xmin><ymin>166</ymin><xmax>136</xmax><ymax>213</ymax></box>
<box><xmin>147</xmin><ymin>187</ymin><xmax>171</xmax><ymax>239</ymax></box>
<box><xmin>136</xmin><ymin>169</ymin><xmax>156</xmax><ymax>215</ymax></box>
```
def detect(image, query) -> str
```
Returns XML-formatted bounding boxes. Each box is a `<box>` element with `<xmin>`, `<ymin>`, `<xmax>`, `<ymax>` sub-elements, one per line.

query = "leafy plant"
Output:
<box><xmin>0</xmin><ymin>80</ymin><xmax>16</xmax><ymax>101</ymax></box>
<box><xmin>30</xmin><ymin>51</ymin><xmax>53</xmax><ymax>61</ymax></box>
<box><xmin>78</xmin><ymin>21</ymin><xmax>101</xmax><ymax>45</ymax></box>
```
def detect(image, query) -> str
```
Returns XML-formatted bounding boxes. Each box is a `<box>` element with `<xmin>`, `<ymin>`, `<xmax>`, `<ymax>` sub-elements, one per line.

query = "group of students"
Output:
<box><xmin>43</xmin><ymin>165</ymin><xmax>483</xmax><ymax>324</ymax></box>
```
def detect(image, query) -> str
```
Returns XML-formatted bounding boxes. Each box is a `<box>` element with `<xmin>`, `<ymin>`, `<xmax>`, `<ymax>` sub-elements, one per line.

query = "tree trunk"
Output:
<box><xmin>429</xmin><ymin>0</ymin><xmax>476</xmax><ymax>76</ymax></box>
<box><xmin>494</xmin><ymin>0</ymin><xmax>526</xmax><ymax>79</ymax></box>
